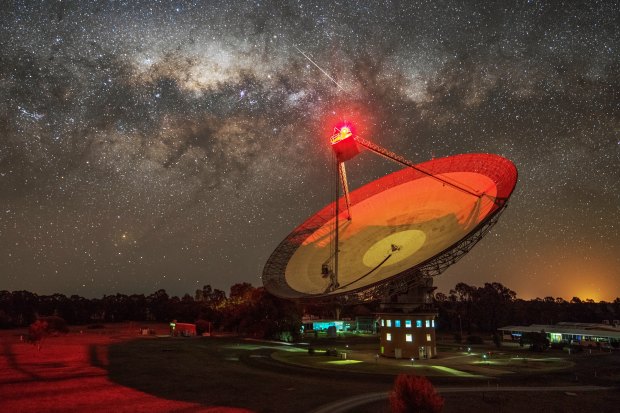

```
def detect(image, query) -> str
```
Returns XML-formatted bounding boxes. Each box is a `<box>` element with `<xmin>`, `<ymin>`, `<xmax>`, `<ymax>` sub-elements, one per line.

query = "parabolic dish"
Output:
<box><xmin>263</xmin><ymin>153</ymin><xmax>517</xmax><ymax>300</ymax></box>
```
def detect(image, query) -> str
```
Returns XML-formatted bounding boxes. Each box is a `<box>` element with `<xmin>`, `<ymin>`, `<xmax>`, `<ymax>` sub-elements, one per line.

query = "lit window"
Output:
<box><xmin>405</xmin><ymin>320</ymin><xmax>412</xmax><ymax>328</ymax></box>
<box><xmin>416</xmin><ymin>320</ymin><xmax>422</xmax><ymax>328</ymax></box>
<box><xmin>406</xmin><ymin>334</ymin><xmax>413</xmax><ymax>342</ymax></box>
<box><xmin>425</xmin><ymin>320</ymin><xmax>430</xmax><ymax>328</ymax></box>
<box><xmin>431</xmin><ymin>320</ymin><xmax>435</xmax><ymax>328</ymax></box>
<box><xmin>386</xmin><ymin>320</ymin><xmax>392</xmax><ymax>327</ymax></box>
<box><xmin>381</xmin><ymin>319</ymin><xmax>385</xmax><ymax>327</ymax></box>
<box><xmin>386</xmin><ymin>333</ymin><xmax>392</xmax><ymax>341</ymax></box>
<box><xmin>395</xmin><ymin>320</ymin><xmax>401</xmax><ymax>328</ymax></box>
<box><xmin>426</xmin><ymin>334</ymin><xmax>432</xmax><ymax>342</ymax></box>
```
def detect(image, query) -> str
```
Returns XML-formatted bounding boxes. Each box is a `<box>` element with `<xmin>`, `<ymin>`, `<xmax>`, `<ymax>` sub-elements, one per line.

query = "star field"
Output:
<box><xmin>1</xmin><ymin>1</ymin><xmax>618</xmax><ymax>301</ymax></box>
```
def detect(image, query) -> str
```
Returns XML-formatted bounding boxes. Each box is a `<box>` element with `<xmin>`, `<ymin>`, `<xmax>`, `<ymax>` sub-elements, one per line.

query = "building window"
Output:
<box><xmin>386</xmin><ymin>320</ymin><xmax>392</xmax><ymax>327</ymax></box>
<box><xmin>381</xmin><ymin>319</ymin><xmax>385</xmax><ymax>327</ymax></box>
<box><xmin>426</xmin><ymin>334</ymin><xmax>432</xmax><ymax>342</ymax></box>
<box><xmin>395</xmin><ymin>320</ymin><xmax>401</xmax><ymax>328</ymax></box>
<box><xmin>425</xmin><ymin>320</ymin><xmax>430</xmax><ymax>328</ymax></box>
<box><xmin>386</xmin><ymin>333</ymin><xmax>392</xmax><ymax>341</ymax></box>
<box><xmin>431</xmin><ymin>320</ymin><xmax>435</xmax><ymax>328</ymax></box>
<box><xmin>416</xmin><ymin>320</ymin><xmax>422</xmax><ymax>328</ymax></box>
<box><xmin>406</xmin><ymin>334</ymin><xmax>413</xmax><ymax>342</ymax></box>
<box><xmin>405</xmin><ymin>320</ymin><xmax>412</xmax><ymax>328</ymax></box>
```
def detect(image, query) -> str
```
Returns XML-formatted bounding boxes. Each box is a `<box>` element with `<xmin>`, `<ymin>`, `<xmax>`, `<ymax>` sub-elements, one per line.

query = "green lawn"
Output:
<box><xmin>106</xmin><ymin>336</ymin><xmax>392</xmax><ymax>413</ymax></box>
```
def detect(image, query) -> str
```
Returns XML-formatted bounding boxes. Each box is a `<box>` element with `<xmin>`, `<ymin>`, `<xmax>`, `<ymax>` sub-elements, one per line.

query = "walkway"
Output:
<box><xmin>310</xmin><ymin>385</ymin><xmax>613</xmax><ymax>413</ymax></box>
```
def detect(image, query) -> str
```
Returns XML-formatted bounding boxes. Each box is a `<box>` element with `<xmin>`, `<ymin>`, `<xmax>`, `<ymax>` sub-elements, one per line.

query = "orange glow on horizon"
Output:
<box><xmin>486</xmin><ymin>248</ymin><xmax>619</xmax><ymax>303</ymax></box>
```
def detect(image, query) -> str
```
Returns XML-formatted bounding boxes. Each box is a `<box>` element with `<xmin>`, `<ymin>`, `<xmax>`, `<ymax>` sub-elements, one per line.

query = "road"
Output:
<box><xmin>309</xmin><ymin>385</ymin><xmax>613</xmax><ymax>413</ymax></box>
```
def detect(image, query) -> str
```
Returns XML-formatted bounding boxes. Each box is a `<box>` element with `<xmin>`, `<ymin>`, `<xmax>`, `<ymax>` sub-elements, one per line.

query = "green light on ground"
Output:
<box><xmin>222</xmin><ymin>344</ymin><xmax>305</xmax><ymax>352</ymax></box>
<box><xmin>509</xmin><ymin>357</ymin><xmax>562</xmax><ymax>362</ymax></box>
<box><xmin>429</xmin><ymin>365</ymin><xmax>479</xmax><ymax>377</ymax></box>
<box><xmin>324</xmin><ymin>360</ymin><xmax>363</xmax><ymax>365</ymax></box>
<box><xmin>473</xmin><ymin>360</ymin><xmax>499</xmax><ymax>365</ymax></box>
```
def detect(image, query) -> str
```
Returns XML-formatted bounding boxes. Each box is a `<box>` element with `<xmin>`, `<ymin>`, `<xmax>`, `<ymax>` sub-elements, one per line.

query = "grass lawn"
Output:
<box><xmin>106</xmin><ymin>335</ymin><xmax>392</xmax><ymax>412</ymax></box>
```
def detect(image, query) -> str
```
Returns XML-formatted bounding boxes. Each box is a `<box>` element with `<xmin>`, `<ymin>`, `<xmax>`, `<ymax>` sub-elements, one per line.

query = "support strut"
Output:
<box><xmin>338</xmin><ymin>162</ymin><xmax>353</xmax><ymax>220</ymax></box>
<box><xmin>354</xmin><ymin>135</ymin><xmax>487</xmax><ymax>201</ymax></box>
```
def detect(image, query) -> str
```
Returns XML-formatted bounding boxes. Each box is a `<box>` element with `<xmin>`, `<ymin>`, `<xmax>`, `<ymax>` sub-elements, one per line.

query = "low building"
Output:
<box><xmin>377</xmin><ymin>312</ymin><xmax>437</xmax><ymax>359</ymax></box>
<box><xmin>301</xmin><ymin>318</ymin><xmax>353</xmax><ymax>337</ymax></box>
<box><xmin>169</xmin><ymin>321</ymin><xmax>196</xmax><ymax>337</ymax></box>
<box><xmin>498</xmin><ymin>322</ymin><xmax>620</xmax><ymax>349</ymax></box>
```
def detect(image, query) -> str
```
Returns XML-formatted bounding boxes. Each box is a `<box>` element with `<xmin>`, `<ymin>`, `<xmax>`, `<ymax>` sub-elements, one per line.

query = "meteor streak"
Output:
<box><xmin>292</xmin><ymin>44</ymin><xmax>346</xmax><ymax>92</ymax></box>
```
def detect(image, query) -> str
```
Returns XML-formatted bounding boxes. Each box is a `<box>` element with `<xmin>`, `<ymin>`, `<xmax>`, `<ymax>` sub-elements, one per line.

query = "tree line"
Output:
<box><xmin>1</xmin><ymin>281</ymin><xmax>619</xmax><ymax>339</ymax></box>
<box><xmin>0</xmin><ymin>283</ymin><xmax>302</xmax><ymax>341</ymax></box>
<box><xmin>434</xmin><ymin>282</ymin><xmax>620</xmax><ymax>336</ymax></box>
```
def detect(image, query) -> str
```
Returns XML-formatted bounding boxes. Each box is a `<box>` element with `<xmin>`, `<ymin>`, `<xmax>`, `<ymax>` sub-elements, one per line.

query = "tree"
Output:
<box><xmin>147</xmin><ymin>289</ymin><xmax>170</xmax><ymax>321</ymax></box>
<box><xmin>249</xmin><ymin>288</ymin><xmax>302</xmax><ymax>341</ymax></box>
<box><xmin>472</xmin><ymin>282</ymin><xmax>516</xmax><ymax>332</ymax></box>
<box><xmin>389</xmin><ymin>374</ymin><xmax>443</xmax><ymax>413</ymax></box>
<box><xmin>450</xmin><ymin>282</ymin><xmax>476</xmax><ymax>334</ymax></box>
<box><xmin>229</xmin><ymin>283</ymin><xmax>255</xmax><ymax>303</ymax></box>
<box><xmin>38</xmin><ymin>316</ymin><xmax>69</xmax><ymax>334</ymax></box>
<box><xmin>520</xmin><ymin>331</ymin><xmax>550</xmax><ymax>351</ymax></box>
<box><xmin>9</xmin><ymin>291</ymin><xmax>39</xmax><ymax>326</ymax></box>
<box><xmin>28</xmin><ymin>320</ymin><xmax>49</xmax><ymax>350</ymax></box>
<box><xmin>196</xmin><ymin>285</ymin><xmax>226</xmax><ymax>307</ymax></box>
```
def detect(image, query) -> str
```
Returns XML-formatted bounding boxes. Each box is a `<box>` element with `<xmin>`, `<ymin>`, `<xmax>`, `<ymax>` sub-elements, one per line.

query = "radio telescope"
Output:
<box><xmin>262</xmin><ymin>125</ymin><xmax>517</xmax><ymax>303</ymax></box>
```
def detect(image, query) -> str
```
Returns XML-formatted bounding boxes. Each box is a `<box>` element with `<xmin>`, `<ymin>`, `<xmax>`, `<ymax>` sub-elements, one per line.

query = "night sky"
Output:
<box><xmin>1</xmin><ymin>1</ymin><xmax>618</xmax><ymax>301</ymax></box>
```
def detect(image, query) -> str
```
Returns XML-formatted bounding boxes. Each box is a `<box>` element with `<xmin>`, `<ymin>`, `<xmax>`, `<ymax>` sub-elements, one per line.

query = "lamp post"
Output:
<box><xmin>458</xmin><ymin>314</ymin><xmax>463</xmax><ymax>342</ymax></box>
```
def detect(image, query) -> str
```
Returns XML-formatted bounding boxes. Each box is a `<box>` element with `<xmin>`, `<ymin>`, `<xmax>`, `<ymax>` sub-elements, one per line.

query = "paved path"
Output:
<box><xmin>309</xmin><ymin>385</ymin><xmax>613</xmax><ymax>413</ymax></box>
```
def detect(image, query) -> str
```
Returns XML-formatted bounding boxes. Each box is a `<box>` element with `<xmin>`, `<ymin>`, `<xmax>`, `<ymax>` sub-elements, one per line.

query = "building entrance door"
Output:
<box><xmin>418</xmin><ymin>346</ymin><xmax>426</xmax><ymax>359</ymax></box>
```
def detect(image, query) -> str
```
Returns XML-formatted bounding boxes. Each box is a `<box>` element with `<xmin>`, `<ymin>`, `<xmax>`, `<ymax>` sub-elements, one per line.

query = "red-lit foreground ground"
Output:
<box><xmin>2</xmin><ymin>327</ymin><xmax>618</xmax><ymax>413</ymax></box>
<box><xmin>0</xmin><ymin>328</ymin><xmax>252</xmax><ymax>413</ymax></box>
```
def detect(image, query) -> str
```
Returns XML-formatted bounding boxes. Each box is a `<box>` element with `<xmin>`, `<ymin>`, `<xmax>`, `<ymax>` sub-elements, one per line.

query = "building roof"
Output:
<box><xmin>498</xmin><ymin>323</ymin><xmax>620</xmax><ymax>340</ymax></box>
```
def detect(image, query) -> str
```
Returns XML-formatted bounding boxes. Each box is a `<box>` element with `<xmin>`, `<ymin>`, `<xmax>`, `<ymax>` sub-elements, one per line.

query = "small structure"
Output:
<box><xmin>301</xmin><ymin>317</ymin><xmax>352</xmax><ymax>336</ymax></box>
<box><xmin>377</xmin><ymin>280</ymin><xmax>438</xmax><ymax>359</ymax></box>
<box><xmin>355</xmin><ymin>316</ymin><xmax>377</xmax><ymax>333</ymax></box>
<box><xmin>498</xmin><ymin>322</ymin><xmax>620</xmax><ymax>349</ymax></box>
<box><xmin>169</xmin><ymin>321</ymin><xmax>197</xmax><ymax>337</ymax></box>
<box><xmin>378</xmin><ymin>312</ymin><xmax>437</xmax><ymax>359</ymax></box>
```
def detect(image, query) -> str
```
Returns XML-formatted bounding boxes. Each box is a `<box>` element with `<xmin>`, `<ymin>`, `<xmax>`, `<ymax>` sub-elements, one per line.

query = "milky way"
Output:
<box><xmin>1</xmin><ymin>1</ymin><xmax>618</xmax><ymax>301</ymax></box>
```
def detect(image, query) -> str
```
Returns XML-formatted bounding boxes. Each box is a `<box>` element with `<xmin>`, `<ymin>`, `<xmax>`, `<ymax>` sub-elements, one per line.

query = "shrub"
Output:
<box><xmin>466</xmin><ymin>335</ymin><xmax>484</xmax><ymax>345</ymax></box>
<box><xmin>389</xmin><ymin>374</ymin><xmax>443</xmax><ymax>413</ymax></box>
<box><xmin>492</xmin><ymin>333</ymin><xmax>501</xmax><ymax>348</ymax></box>
<box><xmin>550</xmin><ymin>342</ymin><xmax>565</xmax><ymax>350</ymax></box>
<box><xmin>568</xmin><ymin>344</ymin><xmax>583</xmax><ymax>353</ymax></box>
<box><xmin>28</xmin><ymin>320</ymin><xmax>49</xmax><ymax>349</ymax></box>
<box><xmin>278</xmin><ymin>331</ymin><xmax>293</xmax><ymax>342</ymax></box>
<box><xmin>38</xmin><ymin>316</ymin><xmax>69</xmax><ymax>334</ymax></box>
<box><xmin>195</xmin><ymin>319</ymin><xmax>211</xmax><ymax>335</ymax></box>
